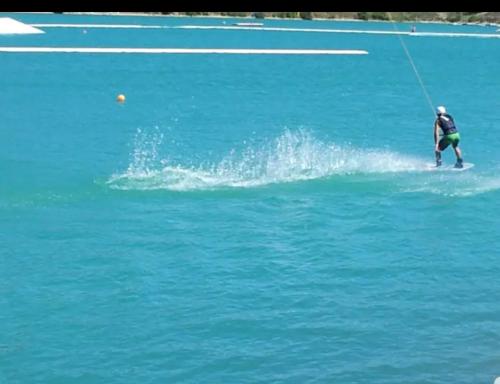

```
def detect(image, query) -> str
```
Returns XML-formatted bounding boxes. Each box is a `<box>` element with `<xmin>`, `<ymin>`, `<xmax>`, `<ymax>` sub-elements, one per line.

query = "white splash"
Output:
<box><xmin>108</xmin><ymin>128</ymin><xmax>431</xmax><ymax>191</ymax></box>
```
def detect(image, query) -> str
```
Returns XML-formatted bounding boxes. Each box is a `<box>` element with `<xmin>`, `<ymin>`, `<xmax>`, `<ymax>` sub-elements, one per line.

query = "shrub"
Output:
<box><xmin>300</xmin><ymin>12</ymin><xmax>313</xmax><ymax>20</ymax></box>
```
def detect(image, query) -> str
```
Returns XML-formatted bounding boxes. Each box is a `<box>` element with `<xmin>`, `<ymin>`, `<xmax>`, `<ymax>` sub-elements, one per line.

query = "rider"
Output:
<box><xmin>434</xmin><ymin>105</ymin><xmax>463</xmax><ymax>168</ymax></box>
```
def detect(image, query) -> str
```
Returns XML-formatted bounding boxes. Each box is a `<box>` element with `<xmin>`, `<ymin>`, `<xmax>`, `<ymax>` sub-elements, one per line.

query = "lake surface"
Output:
<box><xmin>1</xmin><ymin>12</ymin><xmax>499</xmax><ymax>384</ymax></box>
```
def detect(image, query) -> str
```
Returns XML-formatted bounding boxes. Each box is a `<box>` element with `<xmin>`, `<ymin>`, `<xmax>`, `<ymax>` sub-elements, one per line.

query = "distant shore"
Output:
<box><xmin>54</xmin><ymin>12</ymin><xmax>500</xmax><ymax>27</ymax></box>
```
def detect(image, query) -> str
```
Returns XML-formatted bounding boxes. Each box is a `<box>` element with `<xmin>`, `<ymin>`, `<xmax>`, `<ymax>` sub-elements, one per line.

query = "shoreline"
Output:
<box><xmin>16</xmin><ymin>12</ymin><xmax>500</xmax><ymax>28</ymax></box>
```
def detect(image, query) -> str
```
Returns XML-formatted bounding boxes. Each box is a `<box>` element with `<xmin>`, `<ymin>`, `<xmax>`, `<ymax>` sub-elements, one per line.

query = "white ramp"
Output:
<box><xmin>0</xmin><ymin>47</ymin><xmax>368</xmax><ymax>55</ymax></box>
<box><xmin>0</xmin><ymin>17</ymin><xmax>44</xmax><ymax>35</ymax></box>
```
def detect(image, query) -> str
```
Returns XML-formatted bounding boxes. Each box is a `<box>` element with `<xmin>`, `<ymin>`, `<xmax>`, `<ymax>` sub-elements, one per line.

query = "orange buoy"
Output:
<box><xmin>116</xmin><ymin>94</ymin><xmax>126</xmax><ymax>103</ymax></box>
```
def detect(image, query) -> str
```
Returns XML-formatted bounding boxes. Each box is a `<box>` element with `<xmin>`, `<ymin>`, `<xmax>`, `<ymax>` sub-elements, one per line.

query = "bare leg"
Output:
<box><xmin>435</xmin><ymin>150</ymin><xmax>442</xmax><ymax>166</ymax></box>
<box><xmin>453</xmin><ymin>146</ymin><xmax>463</xmax><ymax>168</ymax></box>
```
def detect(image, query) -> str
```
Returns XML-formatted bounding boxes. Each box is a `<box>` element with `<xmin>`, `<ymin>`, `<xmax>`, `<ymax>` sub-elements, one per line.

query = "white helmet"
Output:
<box><xmin>436</xmin><ymin>106</ymin><xmax>446</xmax><ymax>115</ymax></box>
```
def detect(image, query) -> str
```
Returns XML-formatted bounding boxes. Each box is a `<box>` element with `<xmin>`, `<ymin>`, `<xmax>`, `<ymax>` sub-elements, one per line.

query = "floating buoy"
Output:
<box><xmin>116</xmin><ymin>94</ymin><xmax>125</xmax><ymax>103</ymax></box>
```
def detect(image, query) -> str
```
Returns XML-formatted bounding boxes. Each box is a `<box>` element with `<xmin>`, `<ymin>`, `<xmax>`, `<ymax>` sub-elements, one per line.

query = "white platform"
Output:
<box><xmin>0</xmin><ymin>17</ymin><xmax>44</xmax><ymax>35</ymax></box>
<box><xmin>0</xmin><ymin>47</ymin><xmax>368</xmax><ymax>55</ymax></box>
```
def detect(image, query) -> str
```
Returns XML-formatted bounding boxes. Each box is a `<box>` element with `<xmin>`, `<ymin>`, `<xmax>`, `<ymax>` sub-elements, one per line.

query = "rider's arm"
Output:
<box><xmin>434</xmin><ymin>120</ymin><xmax>440</xmax><ymax>147</ymax></box>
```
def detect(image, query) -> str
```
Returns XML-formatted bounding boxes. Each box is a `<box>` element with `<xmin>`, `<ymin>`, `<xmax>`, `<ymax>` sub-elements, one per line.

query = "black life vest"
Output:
<box><xmin>437</xmin><ymin>113</ymin><xmax>458</xmax><ymax>135</ymax></box>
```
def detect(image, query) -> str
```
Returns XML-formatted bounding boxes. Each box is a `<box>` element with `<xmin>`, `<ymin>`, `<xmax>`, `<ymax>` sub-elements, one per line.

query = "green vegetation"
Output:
<box><xmin>155</xmin><ymin>12</ymin><xmax>500</xmax><ymax>24</ymax></box>
<box><xmin>357</xmin><ymin>12</ymin><xmax>390</xmax><ymax>21</ymax></box>
<box><xmin>59</xmin><ymin>12</ymin><xmax>500</xmax><ymax>24</ymax></box>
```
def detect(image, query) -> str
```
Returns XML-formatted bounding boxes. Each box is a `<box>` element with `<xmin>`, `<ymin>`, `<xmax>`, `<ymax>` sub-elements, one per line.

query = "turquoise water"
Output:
<box><xmin>1</xmin><ymin>13</ymin><xmax>500</xmax><ymax>384</ymax></box>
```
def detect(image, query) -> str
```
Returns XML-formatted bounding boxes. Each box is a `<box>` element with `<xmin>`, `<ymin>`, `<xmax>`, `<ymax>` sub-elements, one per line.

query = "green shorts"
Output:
<box><xmin>439</xmin><ymin>132</ymin><xmax>460</xmax><ymax>150</ymax></box>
